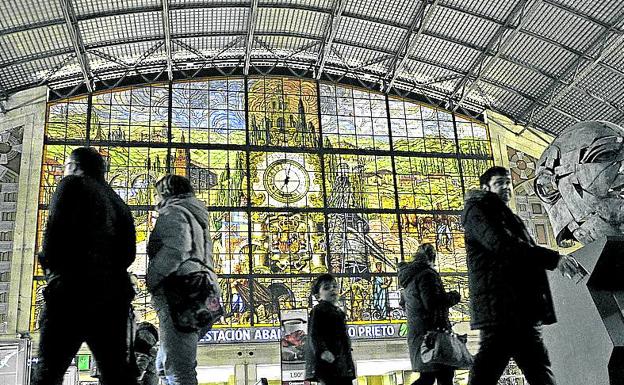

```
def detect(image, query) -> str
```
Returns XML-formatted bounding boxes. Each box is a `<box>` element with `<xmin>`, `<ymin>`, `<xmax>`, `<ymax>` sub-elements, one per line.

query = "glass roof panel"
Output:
<box><xmin>0</xmin><ymin>0</ymin><xmax>63</xmax><ymax>32</ymax></box>
<box><xmin>345</xmin><ymin>0</ymin><xmax>422</xmax><ymax>27</ymax></box>
<box><xmin>171</xmin><ymin>7</ymin><xmax>248</xmax><ymax>36</ymax></box>
<box><xmin>337</xmin><ymin>17</ymin><xmax>407</xmax><ymax>53</ymax></box>
<box><xmin>79</xmin><ymin>12</ymin><xmax>163</xmax><ymax>47</ymax></box>
<box><xmin>256</xmin><ymin>8</ymin><xmax>326</xmax><ymax>37</ymax></box>
<box><xmin>73</xmin><ymin>0</ymin><xmax>160</xmax><ymax>18</ymax></box>
<box><xmin>425</xmin><ymin>6</ymin><xmax>500</xmax><ymax>51</ymax></box>
<box><xmin>0</xmin><ymin>24</ymin><xmax>72</xmax><ymax>66</ymax></box>
<box><xmin>523</xmin><ymin>1</ymin><xmax>605</xmax><ymax>53</ymax></box>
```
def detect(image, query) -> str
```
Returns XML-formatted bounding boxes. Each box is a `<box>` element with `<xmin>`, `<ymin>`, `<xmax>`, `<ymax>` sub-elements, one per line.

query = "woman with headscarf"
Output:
<box><xmin>398</xmin><ymin>243</ymin><xmax>461</xmax><ymax>385</ymax></box>
<box><xmin>147</xmin><ymin>175</ymin><xmax>218</xmax><ymax>385</ymax></box>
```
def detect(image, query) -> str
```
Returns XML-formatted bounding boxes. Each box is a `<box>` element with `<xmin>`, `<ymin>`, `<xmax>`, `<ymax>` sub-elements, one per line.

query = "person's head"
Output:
<box><xmin>311</xmin><ymin>273</ymin><xmax>339</xmax><ymax>304</ymax></box>
<box><xmin>535</xmin><ymin>120</ymin><xmax>624</xmax><ymax>245</ymax></box>
<box><xmin>135</xmin><ymin>322</ymin><xmax>158</xmax><ymax>352</ymax></box>
<box><xmin>64</xmin><ymin>147</ymin><xmax>106</xmax><ymax>181</ymax></box>
<box><xmin>154</xmin><ymin>174</ymin><xmax>194</xmax><ymax>202</ymax></box>
<box><xmin>413</xmin><ymin>243</ymin><xmax>436</xmax><ymax>266</ymax></box>
<box><xmin>136</xmin><ymin>321</ymin><xmax>158</xmax><ymax>341</ymax></box>
<box><xmin>480</xmin><ymin>166</ymin><xmax>512</xmax><ymax>203</ymax></box>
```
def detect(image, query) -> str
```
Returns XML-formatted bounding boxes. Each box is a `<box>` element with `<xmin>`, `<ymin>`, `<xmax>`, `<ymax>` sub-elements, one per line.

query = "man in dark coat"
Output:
<box><xmin>33</xmin><ymin>147</ymin><xmax>138</xmax><ymax>385</ymax></box>
<box><xmin>462</xmin><ymin>166</ymin><xmax>584</xmax><ymax>385</ymax></box>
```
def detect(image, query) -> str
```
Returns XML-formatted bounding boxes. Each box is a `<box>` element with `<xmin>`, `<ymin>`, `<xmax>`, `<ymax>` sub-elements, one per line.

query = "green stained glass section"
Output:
<box><xmin>395</xmin><ymin>157</ymin><xmax>462</xmax><ymax>210</ymax></box>
<box><xmin>250</xmin><ymin>212</ymin><xmax>326</xmax><ymax>274</ymax></box>
<box><xmin>171</xmin><ymin>148</ymin><xmax>247</xmax><ymax>208</ymax></box>
<box><xmin>320</xmin><ymin>83</ymin><xmax>389</xmax><ymax>151</ymax></box>
<box><xmin>102</xmin><ymin>146</ymin><xmax>168</xmax><ymax>206</ymax></box>
<box><xmin>324</xmin><ymin>153</ymin><xmax>395</xmax><ymax>210</ymax></box>
<box><xmin>90</xmin><ymin>85</ymin><xmax>169</xmax><ymax>144</ymax></box>
<box><xmin>46</xmin><ymin>96</ymin><xmax>88</xmax><ymax>141</ymax></box>
<box><xmin>389</xmin><ymin>97</ymin><xmax>456</xmax><ymax>153</ymax></box>
<box><xmin>248</xmin><ymin>77</ymin><xmax>319</xmax><ymax>147</ymax></box>
<box><xmin>456</xmin><ymin>116</ymin><xmax>492</xmax><ymax>156</ymax></box>
<box><xmin>461</xmin><ymin>158</ymin><xmax>494</xmax><ymax>191</ymax></box>
<box><xmin>39</xmin><ymin>144</ymin><xmax>78</xmax><ymax>204</ymax></box>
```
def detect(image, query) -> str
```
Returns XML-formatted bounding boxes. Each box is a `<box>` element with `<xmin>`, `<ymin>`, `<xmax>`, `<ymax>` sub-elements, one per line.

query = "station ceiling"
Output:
<box><xmin>1</xmin><ymin>0</ymin><xmax>623</xmax><ymax>135</ymax></box>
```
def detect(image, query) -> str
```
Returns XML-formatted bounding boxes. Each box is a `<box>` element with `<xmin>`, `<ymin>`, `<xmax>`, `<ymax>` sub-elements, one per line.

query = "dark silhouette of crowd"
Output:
<box><xmin>34</xmin><ymin>147</ymin><xmax>586</xmax><ymax>385</ymax></box>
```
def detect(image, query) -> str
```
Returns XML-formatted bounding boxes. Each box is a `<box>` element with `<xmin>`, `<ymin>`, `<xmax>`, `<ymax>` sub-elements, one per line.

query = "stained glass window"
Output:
<box><xmin>32</xmin><ymin>76</ymin><xmax>492</xmax><ymax>332</ymax></box>
<box><xmin>320</xmin><ymin>83</ymin><xmax>389</xmax><ymax>151</ymax></box>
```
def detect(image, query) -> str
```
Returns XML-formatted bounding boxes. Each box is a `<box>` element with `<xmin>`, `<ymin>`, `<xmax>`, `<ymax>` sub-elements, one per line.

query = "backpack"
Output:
<box><xmin>162</xmin><ymin>269</ymin><xmax>223</xmax><ymax>333</ymax></box>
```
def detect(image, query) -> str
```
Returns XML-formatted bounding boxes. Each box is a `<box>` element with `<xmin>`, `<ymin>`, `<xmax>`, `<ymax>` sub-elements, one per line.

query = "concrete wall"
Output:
<box><xmin>0</xmin><ymin>87</ymin><xmax>47</xmax><ymax>338</ymax></box>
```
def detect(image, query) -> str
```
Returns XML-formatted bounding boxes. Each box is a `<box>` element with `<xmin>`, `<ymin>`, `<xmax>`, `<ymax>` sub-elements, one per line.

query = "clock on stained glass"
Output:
<box><xmin>263</xmin><ymin>159</ymin><xmax>310</xmax><ymax>203</ymax></box>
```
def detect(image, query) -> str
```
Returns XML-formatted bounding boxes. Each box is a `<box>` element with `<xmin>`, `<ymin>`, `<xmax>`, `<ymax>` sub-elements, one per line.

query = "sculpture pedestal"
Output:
<box><xmin>543</xmin><ymin>236</ymin><xmax>624</xmax><ymax>385</ymax></box>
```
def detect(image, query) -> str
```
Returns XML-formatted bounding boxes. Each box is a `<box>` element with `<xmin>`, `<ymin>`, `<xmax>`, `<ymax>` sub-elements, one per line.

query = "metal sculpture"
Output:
<box><xmin>535</xmin><ymin>120</ymin><xmax>624</xmax><ymax>385</ymax></box>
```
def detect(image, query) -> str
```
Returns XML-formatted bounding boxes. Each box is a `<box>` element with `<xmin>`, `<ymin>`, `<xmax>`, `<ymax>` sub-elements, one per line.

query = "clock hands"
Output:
<box><xmin>281</xmin><ymin>163</ymin><xmax>293</xmax><ymax>190</ymax></box>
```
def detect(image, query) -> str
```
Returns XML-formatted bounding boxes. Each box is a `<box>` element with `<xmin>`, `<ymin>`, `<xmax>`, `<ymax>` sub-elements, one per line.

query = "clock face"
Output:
<box><xmin>263</xmin><ymin>159</ymin><xmax>310</xmax><ymax>203</ymax></box>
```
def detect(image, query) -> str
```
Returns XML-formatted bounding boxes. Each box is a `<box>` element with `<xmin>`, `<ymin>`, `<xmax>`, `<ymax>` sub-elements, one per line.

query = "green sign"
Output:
<box><xmin>77</xmin><ymin>354</ymin><xmax>90</xmax><ymax>371</ymax></box>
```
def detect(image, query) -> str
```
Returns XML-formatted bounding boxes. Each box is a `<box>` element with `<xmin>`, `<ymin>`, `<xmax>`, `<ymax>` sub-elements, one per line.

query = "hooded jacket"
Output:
<box><xmin>398</xmin><ymin>260</ymin><xmax>459</xmax><ymax>372</ymax></box>
<box><xmin>146</xmin><ymin>193</ymin><xmax>217</xmax><ymax>293</ymax></box>
<box><xmin>461</xmin><ymin>189</ymin><xmax>560</xmax><ymax>329</ymax></box>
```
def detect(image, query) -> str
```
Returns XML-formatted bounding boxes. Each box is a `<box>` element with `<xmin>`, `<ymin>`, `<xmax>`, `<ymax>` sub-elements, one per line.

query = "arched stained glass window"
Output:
<box><xmin>32</xmin><ymin>76</ymin><xmax>493</xmax><ymax>338</ymax></box>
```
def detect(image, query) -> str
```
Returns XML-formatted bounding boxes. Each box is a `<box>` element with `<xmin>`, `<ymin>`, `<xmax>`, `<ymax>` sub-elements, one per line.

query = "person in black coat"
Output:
<box><xmin>398</xmin><ymin>243</ymin><xmax>460</xmax><ymax>385</ymax></box>
<box><xmin>33</xmin><ymin>147</ymin><xmax>138</xmax><ymax>385</ymax></box>
<box><xmin>305</xmin><ymin>274</ymin><xmax>355</xmax><ymax>385</ymax></box>
<box><xmin>462</xmin><ymin>166</ymin><xmax>584</xmax><ymax>385</ymax></box>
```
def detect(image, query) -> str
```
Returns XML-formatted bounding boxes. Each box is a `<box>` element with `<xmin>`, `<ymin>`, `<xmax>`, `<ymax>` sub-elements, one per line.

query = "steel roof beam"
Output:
<box><xmin>161</xmin><ymin>0</ymin><xmax>173</xmax><ymax>80</ymax></box>
<box><xmin>60</xmin><ymin>0</ymin><xmax>93</xmax><ymax>92</ymax></box>
<box><xmin>384</xmin><ymin>0</ymin><xmax>439</xmax><ymax>92</ymax></box>
<box><xmin>450</xmin><ymin>0</ymin><xmax>537</xmax><ymax>109</ymax></box>
<box><xmin>315</xmin><ymin>0</ymin><xmax>347</xmax><ymax>79</ymax></box>
<box><xmin>244</xmin><ymin>0</ymin><xmax>259</xmax><ymax>75</ymax></box>
<box><xmin>517</xmin><ymin>8</ymin><xmax>624</xmax><ymax>126</ymax></box>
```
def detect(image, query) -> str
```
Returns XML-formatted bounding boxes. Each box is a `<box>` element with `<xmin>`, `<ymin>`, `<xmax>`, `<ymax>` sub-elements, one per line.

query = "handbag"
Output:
<box><xmin>420</xmin><ymin>330</ymin><xmax>474</xmax><ymax>369</ymax></box>
<box><xmin>162</xmin><ymin>270</ymin><xmax>224</xmax><ymax>333</ymax></box>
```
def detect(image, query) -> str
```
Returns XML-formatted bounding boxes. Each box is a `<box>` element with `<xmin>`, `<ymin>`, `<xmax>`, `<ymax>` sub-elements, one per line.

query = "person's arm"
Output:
<box><xmin>464</xmin><ymin>202</ymin><xmax>560</xmax><ymax>270</ymax></box>
<box><xmin>146</xmin><ymin>208</ymin><xmax>192</xmax><ymax>291</ymax></box>
<box><xmin>120</xmin><ymin>202</ymin><xmax>136</xmax><ymax>269</ymax></box>
<box><xmin>39</xmin><ymin>176</ymin><xmax>83</xmax><ymax>273</ymax></box>
<box><xmin>308</xmin><ymin>306</ymin><xmax>331</xmax><ymax>358</ymax></box>
<box><xmin>418</xmin><ymin>271</ymin><xmax>459</xmax><ymax>311</ymax></box>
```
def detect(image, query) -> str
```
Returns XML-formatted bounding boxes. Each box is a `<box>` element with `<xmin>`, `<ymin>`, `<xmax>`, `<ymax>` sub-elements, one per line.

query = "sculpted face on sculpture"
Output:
<box><xmin>535</xmin><ymin>121</ymin><xmax>624</xmax><ymax>245</ymax></box>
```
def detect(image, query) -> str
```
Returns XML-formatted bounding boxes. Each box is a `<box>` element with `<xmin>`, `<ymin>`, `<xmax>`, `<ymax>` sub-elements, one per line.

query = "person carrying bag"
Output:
<box><xmin>398</xmin><ymin>243</ymin><xmax>464</xmax><ymax>385</ymax></box>
<box><xmin>147</xmin><ymin>175</ymin><xmax>222</xmax><ymax>385</ymax></box>
<box><xmin>420</xmin><ymin>329</ymin><xmax>473</xmax><ymax>370</ymax></box>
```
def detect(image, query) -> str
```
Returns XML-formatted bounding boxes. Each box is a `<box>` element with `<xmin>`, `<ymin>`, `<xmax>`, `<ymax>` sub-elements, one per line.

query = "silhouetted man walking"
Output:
<box><xmin>33</xmin><ymin>147</ymin><xmax>138</xmax><ymax>385</ymax></box>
